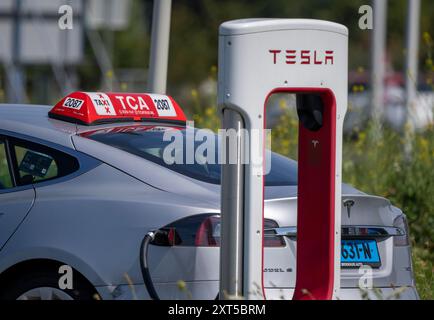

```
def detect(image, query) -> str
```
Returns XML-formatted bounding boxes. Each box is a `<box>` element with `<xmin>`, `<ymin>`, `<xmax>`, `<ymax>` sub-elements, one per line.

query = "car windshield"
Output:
<box><xmin>81</xmin><ymin>125</ymin><xmax>298</xmax><ymax>186</ymax></box>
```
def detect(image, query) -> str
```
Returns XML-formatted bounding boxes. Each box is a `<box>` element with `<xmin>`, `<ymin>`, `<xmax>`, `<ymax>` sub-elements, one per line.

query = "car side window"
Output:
<box><xmin>9</xmin><ymin>138</ymin><xmax>79</xmax><ymax>186</ymax></box>
<box><xmin>0</xmin><ymin>141</ymin><xmax>13</xmax><ymax>189</ymax></box>
<box><xmin>14</xmin><ymin>145</ymin><xmax>59</xmax><ymax>183</ymax></box>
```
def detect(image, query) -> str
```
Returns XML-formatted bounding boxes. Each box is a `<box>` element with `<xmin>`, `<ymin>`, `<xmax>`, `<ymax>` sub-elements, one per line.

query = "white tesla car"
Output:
<box><xmin>0</xmin><ymin>92</ymin><xmax>418</xmax><ymax>300</ymax></box>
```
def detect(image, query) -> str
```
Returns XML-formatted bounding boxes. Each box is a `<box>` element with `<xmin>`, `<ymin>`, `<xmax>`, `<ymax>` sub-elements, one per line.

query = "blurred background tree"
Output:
<box><xmin>71</xmin><ymin>0</ymin><xmax>434</xmax><ymax>103</ymax></box>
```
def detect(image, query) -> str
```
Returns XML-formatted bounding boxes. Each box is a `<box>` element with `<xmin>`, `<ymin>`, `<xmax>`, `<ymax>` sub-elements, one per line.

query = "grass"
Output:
<box><xmin>413</xmin><ymin>245</ymin><xmax>434</xmax><ymax>299</ymax></box>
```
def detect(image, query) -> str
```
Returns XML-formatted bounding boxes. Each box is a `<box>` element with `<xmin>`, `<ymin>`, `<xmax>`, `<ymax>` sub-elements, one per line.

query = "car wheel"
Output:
<box><xmin>0</xmin><ymin>266</ymin><xmax>97</xmax><ymax>300</ymax></box>
<box><xmin>17</xmin><ymin>287</ymin><xmax>74</xmax><ymax>300</ymax></box>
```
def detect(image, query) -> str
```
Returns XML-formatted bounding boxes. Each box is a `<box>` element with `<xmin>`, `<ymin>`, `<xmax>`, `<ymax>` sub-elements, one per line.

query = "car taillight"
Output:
<box><xmin>393</xmin><ymin>215</ymin><xmax>410</xmax><ymax>246</ymax></box>
<box><xmin>195</xmin><ymin>215</ymin><xmax>221</xmax><ymax>246</ymax></box>
<box><xmin>263</xmin><ymin>219</ymin><xmax>286</xmax><ymax>247</ymax></box>
<box><xmin>151</xmin><ymin>214</ymin><xmax>285</xmax><ymax>247</ymax></box>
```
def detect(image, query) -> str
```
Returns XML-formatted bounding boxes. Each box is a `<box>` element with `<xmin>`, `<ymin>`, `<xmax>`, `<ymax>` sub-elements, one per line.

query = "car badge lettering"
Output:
<box><xmin>269</xmin><ymin>49</ymin><xmax>334</xmax><ymax>65</ymax></box>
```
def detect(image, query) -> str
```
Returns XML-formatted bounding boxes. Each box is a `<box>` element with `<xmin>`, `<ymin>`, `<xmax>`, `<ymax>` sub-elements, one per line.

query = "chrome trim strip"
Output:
<box><xmin>341</xmin><ymin>226</ymin><xmax>405</xmax><ymax>238</ymax></box>
<box><xmin>265</xmin><ymin>225</ymin><xmax>405</xmax><ymax>238</ymax></box>
<box><xmin>265</xmin><ymin>226</ymin><xmax>297</xmax><ymax>238</ymax></box>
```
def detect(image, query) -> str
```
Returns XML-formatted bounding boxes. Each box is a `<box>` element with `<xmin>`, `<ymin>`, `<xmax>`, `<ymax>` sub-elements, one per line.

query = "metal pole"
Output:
<box><xmin>148</xmin><ymin>0</ymin><xmax>172</xmax><ymax>94</ymax></box>
<box><xmin>370</xmin><ymin>0</ymin><xmax>387</xmax><ymax>125</ymax></box>
<box><xmin>104</xmin><ymin>0</ymin><xmax>114</xmax><ymax>91</ymax></box>
<box><xmin>404</xmin><ymin>0</ymin><xmax>420</xmax><ymax>156</ymax></box>
<box><xmin>219</xmin><ymin>109</ymin><xmax>245</xmax><ymax>299</ymax></box>
<box><xmin>7</xmin><ymin>0</ymin><xmax>26</xmax><ymax>103</ymax></box>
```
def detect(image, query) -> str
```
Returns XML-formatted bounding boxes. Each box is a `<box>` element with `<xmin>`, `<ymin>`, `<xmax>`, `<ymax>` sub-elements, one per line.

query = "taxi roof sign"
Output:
<box><xmin>49</xmin><ymin>92</ymin><xmax>187</xmax><ymax>125</ymax></box>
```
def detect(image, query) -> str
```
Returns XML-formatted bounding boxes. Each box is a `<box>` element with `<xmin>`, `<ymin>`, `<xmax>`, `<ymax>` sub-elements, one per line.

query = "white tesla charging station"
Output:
<box><xmin>218</xmin><ymin>19</ymin><xmax>348</xmax><ymax>300</ymax></box>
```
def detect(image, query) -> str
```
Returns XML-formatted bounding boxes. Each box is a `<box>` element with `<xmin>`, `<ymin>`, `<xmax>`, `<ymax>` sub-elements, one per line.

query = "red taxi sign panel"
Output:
<box><xmin>49</xmin><ymin>92</ymin><xmax>187</xmax><ymax>125</ymax></box>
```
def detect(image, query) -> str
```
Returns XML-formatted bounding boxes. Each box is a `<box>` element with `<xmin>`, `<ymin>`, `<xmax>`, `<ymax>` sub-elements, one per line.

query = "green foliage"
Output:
<box><xmin>268</xmin><ymin>96</ymin><xmax>299</xmax><ymax>160</ymax></box>
<box><xmin>187</xmin><ymin>66</ymin><xmax>220</xmax><ymax>131</ymax></box>
<box><xmin>0</xmin><ymin>143</ymin><xmax>13</xmax><ymax>188</ymax></box>
<box><xmin>342</xmin><ymin>123</ymin><xmax>434</xmax><ymax>249</ymax></box>
<box><xmin>167</xmin><ymin>0</ymin><xmax>434</xmax><ymax>86</ymax></box>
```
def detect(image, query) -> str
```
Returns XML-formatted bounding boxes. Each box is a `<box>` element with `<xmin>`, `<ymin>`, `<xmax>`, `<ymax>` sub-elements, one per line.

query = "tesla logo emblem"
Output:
<box><xmin>269</xmin><ymin>49</ymin><xmax>334</xmax><ymax>65</ymax></box>
<box><xmin>312</xmin><ymin>140</ymin><xmax>320</xmax><ymax>148</ymax></box>
<box><xmin>344</xmin><ymin>199</ymin><xmax>355</xmax><ymax>219</ymax></box>
<box><xmin>308</xmin><ymin>139</ymin><xmax>321</xmax><ymax>166</ymax></box>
